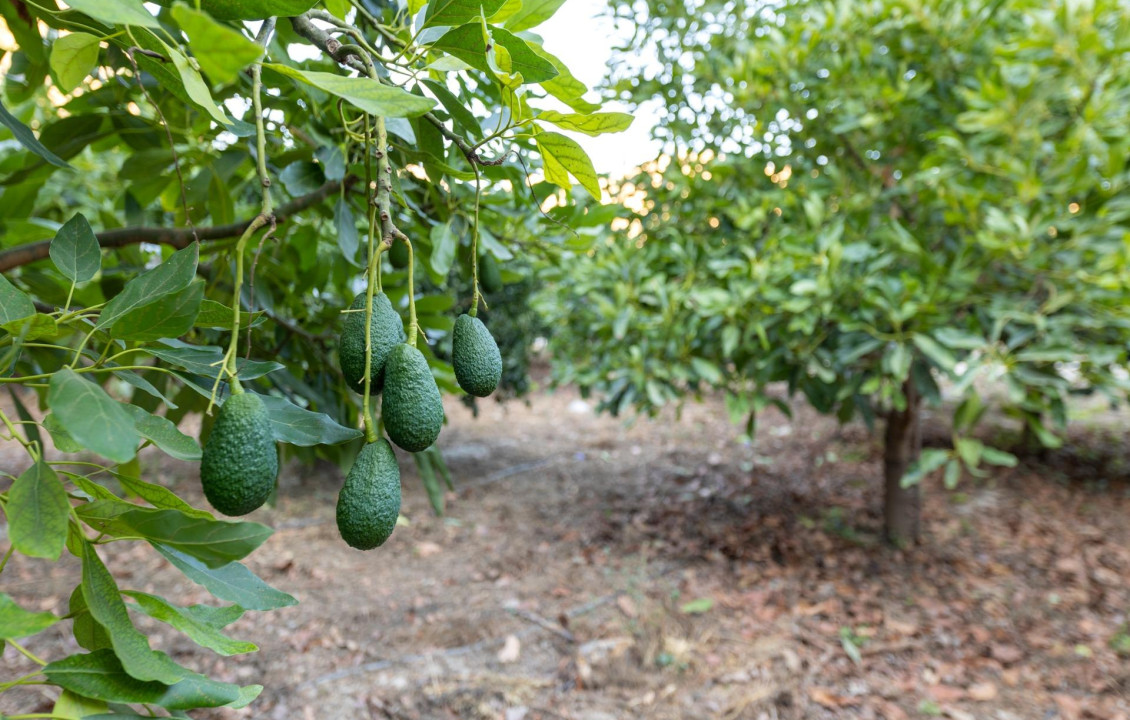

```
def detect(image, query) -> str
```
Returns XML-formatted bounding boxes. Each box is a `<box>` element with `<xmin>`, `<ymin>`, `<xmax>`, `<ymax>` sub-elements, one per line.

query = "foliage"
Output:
<box><xmin>0</xmin><ymin>0</ymin><xmax>626</xmax><ymax>715</ymax></box>
<box><xmin>542</xmin><ymin>0</ymin><xmax>1130</xmax><ymax>536</ymax></box>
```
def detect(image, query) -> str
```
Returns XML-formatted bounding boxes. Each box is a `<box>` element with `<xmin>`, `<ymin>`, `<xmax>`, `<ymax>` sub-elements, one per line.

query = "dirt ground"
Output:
<box><xmin>2</xmin><ymin>386</ymin><xmax>1129</xmax><ymax>720</ymax></box>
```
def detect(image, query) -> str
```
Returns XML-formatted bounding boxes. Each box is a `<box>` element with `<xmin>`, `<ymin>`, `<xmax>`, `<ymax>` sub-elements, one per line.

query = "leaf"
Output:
<box><xmin>52</xmin><ymin>689</ymin><xmax>109</xmax><ymax>719</ymax></box>
<box><xmin>121</xmin><ymin>509</ymin><xmax>272</xmax><ymax>567</ymax></box>
<box><xmin>981</xmin><ymin>446</ymin><xmax>1018</xmax><ymax>467</ymax></box>
<box><xmin>171</xmin><ymin>4</ymin><xmax>263</xmax><ymax>85</ymax></box>
<box><xmin>537</xmin><ymin>110</ymin><xmax>633</xmax><ymax>137</ymax></box>
<box><xmin>0</xmin><ymin>97</ymin><xmax>72</xmax><ymax>168</ymax></box>
<box><xmin>254</xmin><ymin>393</ymin><xmax>363</xmax><ymax>446</ymax></box>
<box><xmin>50</xmin><ymin>33</ymin><xmax>102</xmax><ymax>93</ymax></box>
<box><xmin>266</xmin><ymin>64</ymin><xmax>435</xmax><ymax>117</ymax></box>
<box><xmin>901</xmin><ymin>448</ymin><xmax>949</xmax><ymax>488</ymax></box>
<box><xmin>278</xmin><ymin>161</ymin><xmax>325</xmax><ymax>196</ymax></box>
<box><xmin>110</xmin><ymin>280</ymin><xmax>204</xmax><ymax>341</ymax></box>
<box><xmin>504</xmin><ymin>0</ymin><xmax>567</xmax><ymax>31</ymax></box>
<box><xmin>423</xmin><ymin>0</ymin><xmax>508</xmax><ymax>27</ymax></box>
<box><xmin>121</xmin><ymin>404</ymin><xmax>201</xmax><ymax>461</ymax></box>
<box><xmin>421</xmin><ymin>79</ymin><xmax>482</xmax><ymax>139</ymax></box>
<box><xmin>156</xmin><ymin>37</ymin><xmax>231</xmax><ymax>126</ymax></box>
<box><xmin>80</xmin><ymin>542</ymin><xmax>185</xmax><ymax>683</ymax></box>
<box><xmin>0</xmin><ymin>274</ymin><xmax>36</xmax><ymax>324</ymax></box>
<box><xmin>429</xmin><ymin>221</ymin><xmax>457</xmax><ymax>278</ymax></box>
<box><xmin>315</xmin><ymin>143</ymin><xmax>345</xmax><ymax>181</ymax></box>
<box><xmin>64</xmin><ymin>0</ymin><xmax>160</xmax><ymax>28</ymax></box>
<box><xmin>431</xmin><ymin>24</ymin><xmax>558</xmax><ymax>84</ymax></box>
<box><xmin>680</xmin><ymin>598</ymin><xmax>714</xmax><ymax>614</ymax></box>
<box><xmin>2</xmin><ymin>313</ymin><xmax>60</xmax><ymax>340</ymax></box>
<box><xmin>117</xmin><ymin>474</ymin><xmax>211</xmax><ymax>518</ymax></box>
<box><xmin>530</xmin><ymin>45</ymin><xmax>600</xmax><ymax>113</ymax></box>
<box><xmin>334</xmin><ymin>197</ymin><xmax>360</xmax><ymax>266</ymax></box>
<box><xmin>7</xmin><ymin>459</ymin><xmax>70</xmax><ymax>560</ymax></box>
<box><xmin>124</xmin><ymin>592</ymin><xmax>257</xmax><ymax>656</ymax></box>
<box><xmin>97</xmin><ymin>243</ymin><xmax>199</xmax><ymax>331</ymax></box>
<box><xmin>912</xmin><ymin>333</ymin><xmax>956</xmax><ymax>372</ymax></box>
<box><xmin>152</xmin><ymin>543</ymin><xmax>297</xmax><ymax>611</ymax></box>
<box><xmin>536</xmin><ymin>131</ymin><xmax>601</xmax><ymax>197</ymax></box>
<box><xmin>145</xmin><ymin>341</ymin><xmax>282</xmax><ymax>381</ymax></box>
<box><xmin>47</xmin><ymin>368</ymin><xmax>140</xmax><ymax>463</ymax></box>
<box><xmin>43</xmin><ymin>650</ymin><xmax>168</xmax><ymax>705</ymax></box>
<box><xmin>0</xmin><ymin>593</ymin><xmax>58</xmax><ymax>639</ymax></box>
<box><xmin>192</xmin><ymin>299</ymin><xmax>262</xmax><ymax>329</ymax></box>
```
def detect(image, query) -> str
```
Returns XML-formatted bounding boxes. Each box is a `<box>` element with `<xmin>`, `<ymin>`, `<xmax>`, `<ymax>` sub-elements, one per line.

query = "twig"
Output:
<box><xmin>508</xmin><ymin>608</ymin><xmax>576</xmax><ymax>644</ymax></box>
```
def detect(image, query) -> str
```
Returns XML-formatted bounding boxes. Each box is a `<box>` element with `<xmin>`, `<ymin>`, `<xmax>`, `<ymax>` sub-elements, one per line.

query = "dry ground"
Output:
<box><xmin>2</xmin><ymin>387</ymin><xmax>1129</xmax><ymax>720</ymax></box>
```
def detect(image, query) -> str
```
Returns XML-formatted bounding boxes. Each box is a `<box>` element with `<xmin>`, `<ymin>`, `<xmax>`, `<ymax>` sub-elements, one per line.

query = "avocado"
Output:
<box><xmin>336</xmin><ymin>440</ymin><xmax>401</xmax><ymax>550</ymax></box>
<box><xmin>338</xmin><ymin>292</ymin><xmax>406</xmax><ymax>395</ymax></box>
<box><xmin>479</xmin><ymin>253</ymin><xmax>502</xmax><ymax>293</ymax></box>
<box><xmin>452</xmin><ymin>314</ymin><xmax>502</xmax><ymax>397</ymax></box>
<box><xmin>200</xmin><ymin>392</ymin><xmax>277</xmax><ymax>516</ymax></box>
<box><xmin>382</xmin><ymin>343</ymin><xmax>444</xmax><ymax>452</ymax></box>
<box><xmin>388</xmin><ymin>240</ymin><xmax>409</xmax><ymax>269</ymax></box>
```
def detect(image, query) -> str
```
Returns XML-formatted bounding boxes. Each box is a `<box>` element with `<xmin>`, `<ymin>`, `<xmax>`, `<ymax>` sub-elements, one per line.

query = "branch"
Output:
<box><xmin>0</xmin><ymin>178</ymin><xmax>355</xmax><ymax>272</ymax></box>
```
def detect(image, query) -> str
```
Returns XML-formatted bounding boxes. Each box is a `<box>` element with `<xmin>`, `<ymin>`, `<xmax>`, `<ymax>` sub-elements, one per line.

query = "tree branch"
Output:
<box><xmin>0</xmin><ymin>178</ymin><xmax>355</xmax><ymax>272</ymax></box>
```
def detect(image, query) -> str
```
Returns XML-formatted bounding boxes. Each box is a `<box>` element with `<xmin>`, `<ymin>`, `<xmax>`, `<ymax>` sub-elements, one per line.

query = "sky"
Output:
<box><xmin>531</xmin><ymin>0</ymin><xmax>663</xmax><ymax>177</ymax></box>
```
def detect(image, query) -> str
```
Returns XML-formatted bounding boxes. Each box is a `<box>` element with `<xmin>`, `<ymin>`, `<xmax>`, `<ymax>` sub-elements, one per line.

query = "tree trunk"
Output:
<box><xmin>883</xmin><ymin>380</ymin><xmax>922</xmax><ymax>546</ymax></box>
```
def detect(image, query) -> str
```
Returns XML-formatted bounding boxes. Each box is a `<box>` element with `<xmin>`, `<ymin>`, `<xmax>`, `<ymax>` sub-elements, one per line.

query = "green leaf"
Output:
<box><xmin>432</xmin><ymin>24</ymin><xmax>558</xmax><ymax>84</ymax></box>
<box><xmin>53</xmin><ymin>689</ymin><xmax>109</xmax><ymax>719</ymax></box>
<box><xmin>145</xmin><ymin>341</ymin><xmax>282</xmax><ymax>381</ymax></box>
<box><xmin>70</xmin><ymin>586</ymin><xmax>113</xmax><ymax>652</ymax></box>
<box><xmin>171</xmin><ymin>4</ymin><xmax>263</xmax><ymax>85</ymax></box>
<box><xmin>152</xmin><ymin>544</ymin><xmax>297</xmax><ymax>611</ymax></box>
<box><xmin>528</xmin><ymin>44</ymin><xmax>599</xmax><ymax>113</ymax></box>
<box><xmin>901</xmin><ymin>448</ymin><xmax>949</xmax><ymax>488</ymax></box>
<box><xmin>256</xmin><ymin>393</ymin><xmax>364</xmax><ymax>446</ymax></box>
<box><xmin>504</xmin><ymin>0</ymin><xmax>568</xmax><ymax>32</ymax></box>
<box><xmin>192</xmin><ymin>299</ymin><xmax>262</xmax><ymax>329</ymax></box>
<box><xmin>0</xmin><ymin>593</ymin><xmax>58</xmax><ymax>639</ymax></box>
<box><xmin>0</xmin><ymin>275</ymin><xmax>36</xmax><ymax>324</ymax></box>
<box><xmin>97</xmin><ymin>243</ymin><xmax>199</xmax><ymax>331</ymax></box>
<box><xmin>50</xmin><ymin>213</ymin><xmax>102</xmax><ymax>284</ymax></box>
<box><xmin>421</xmin><ymin>79</ymin><xmax>482</xmax><ymax>139</ymax></box>
<box><xmin>156</xmin><ymin>37</ymin><xmax>231</xmax><ymax>126</ymax></box>
<box><xmin>911</xmin><ymin>333</ymin><xmax>956</xmax><ymax>372</ymax></box>
<box><xmin>117</xmin><ymin>474</ymin><xmax>211</xmax><ymax>518</ymax></box>
<box><xmin>43</xmin><ymin>413</ymin><xmax>86</xmax><ymax>453</ymax></box>
<box><xmin>423</xmin><ymin>0</ymin><xmax>508</xmax><ymax>27</ymax></box>
<box><xmin>943</xmin><ymin>459</ymin><xmax>961</xmax><ymax>489</ymax></box>
<box><xmin>981</xmin><ymin>446</ymin><xmax>1018</xmax><ymax>467</ymax></box>
<box><xmin>429</xmin><ymin>221</ymin><xmax>457</xmax><ymax>278</ymax></box>
<box><xmin>64</xmin><ymin>0</ymin><xmax>160</xmax><ymax>28</ymax></box>
<box><xmin>43</xmin><ymin>650</ymin><xmax>168</xmax><ymax>705</ymax></box>
<box><xmin>279</xmin><ymin>161</ymin><xmax>325</xmax><ymax>196</ymax></box>
<box><xmin>334</xmin><ymin>198</ymin><xmax>360</xmax><ymax>266</ymax></box>
<box><xmin>0</xmin><ymin>97</ymin><xmax>72</xmax><ymax>168</ymax></box>
<box><xmin>121</xmin><ymin>404</ymin><xmax>201</xmax><ymax>461</ymax></box>
<box><xmin>8</xmin><ymin>459</ymin><xmax>70</xmax><ymax>560</ymax></box>
<box><xmin>80</xmin><ymin>542</ymin><xmax>185</xmax><ymax>683</ymax></box>
<box><xmin>535</xmin><ymin>131</ymin><xmax>601</xmax><ymax>197</ymax></box>
<box><xmin>537</xmin><ymin>110</ymin><xmax>633</xmax><ymax>137</ymax></box>
<box><xmin>955</xmin><ymin>437</ymin><xmax>984</xmax><ymax>467</ymax></box>
<box><xmin>47</xmin><ymin>369</ymin><xmax>140</xmax><ymax>463</ymax></box>
<box><xmin>265</xmin><ymin>64</ymin><xmax>435</xmax><ymax>117</ymax></box>
<box><xmin>680</xmin><ymin>598</ymin><xmax>714</xmax><ymax>614</ymax></box>
<box><xmin>50</xmin><ymin>33</ymin><xmax>101</xmax><ymax>93</ymax></box>
<box><xmin>2</xmin><ymin>313</ymin><xmax>59</xmax><ymax>340</ymax></box>
<box><xmin>110</xmin><ymin>280</ymin><xmax>204</xmax><ymax>341</ymax></box>
<box><xmin>124</xmin><ymin>592</ymin><xmax>257</xmax><ymax>656</ymax></box>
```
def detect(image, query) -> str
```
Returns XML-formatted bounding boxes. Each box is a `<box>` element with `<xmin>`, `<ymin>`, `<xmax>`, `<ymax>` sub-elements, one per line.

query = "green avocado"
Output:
<box><xmin>200</xmin><ymin>392</ymin><xmax>277</xmax><ymax>516</ymax></box>
<box><xmin>388</xmin><ymin>240</ymin><xmax>409</xmax><ymax>269</ymax></box>
<box><xmin>151</xmin><ymin>0</ymin><xmax>318</xmax><ymax>21</ymax></box>
<box><xmin>338</xmin><ymin>292</ymin><xmax>406</xmax><ymax>395</ymax></box>
<box><xmin>479</xmin><ymin>253</ymin><xmax>502</xmax><ymax>293</ymax></box>
<box><xmin>382</xmin><ymin>344</ymin><xmax>444</xmax><ymax>452</ymax></box>
<box><xmin>452</xmin><ymin>314</ymin><xmax>502</xmax><ymax>397</ymax></box>
<box><xmin>336</xmin><ymin>440</ymin><xmax>401</xmax><ymax>550</ymax></box>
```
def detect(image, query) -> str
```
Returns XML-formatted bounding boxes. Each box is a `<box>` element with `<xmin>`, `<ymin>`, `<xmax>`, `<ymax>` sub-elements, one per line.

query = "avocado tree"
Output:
<box><xmin>542</xmin><ymin>0</ymin><xmax>1130</xmax><ymax>543</ymax></box>
<box><xmin>0</xmin><ymin>0</ymin><xmax>628</xmax><ymax>714</ymax></box>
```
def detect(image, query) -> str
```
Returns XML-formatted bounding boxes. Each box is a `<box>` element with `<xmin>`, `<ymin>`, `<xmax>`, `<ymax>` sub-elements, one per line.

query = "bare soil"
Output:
<box><xmin>2</xmin><ymin>387</ymin><xmax>1129</xmax><ymax>720</ymax></box>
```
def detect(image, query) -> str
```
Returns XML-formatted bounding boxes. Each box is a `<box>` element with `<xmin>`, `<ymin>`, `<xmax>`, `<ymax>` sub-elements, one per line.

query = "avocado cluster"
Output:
<box><xmin>200</xmin><ymin>391</ymin><xmax>278</xmax><ymax>516</ymax></box>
